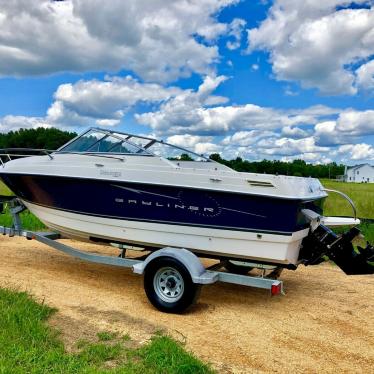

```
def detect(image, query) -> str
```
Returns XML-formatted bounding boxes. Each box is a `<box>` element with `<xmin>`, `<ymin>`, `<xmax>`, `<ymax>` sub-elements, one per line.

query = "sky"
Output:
<box><xmin>0</xmin><ymin>0</ymin><xmax>373</xmax><ymax>164</ymax></box>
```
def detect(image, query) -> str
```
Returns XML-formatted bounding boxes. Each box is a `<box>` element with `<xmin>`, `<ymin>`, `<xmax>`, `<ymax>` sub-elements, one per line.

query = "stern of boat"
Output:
<box><xmin>299</xmin><ymin>189</ymin><xmax>373</xmax><ymax>275</ymax></box>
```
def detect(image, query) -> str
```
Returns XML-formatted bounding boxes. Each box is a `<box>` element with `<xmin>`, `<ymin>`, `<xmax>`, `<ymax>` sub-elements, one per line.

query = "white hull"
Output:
<box><xmin>24</xmin><ymin>201</ymin><xmax>309</xmax><ymax>265</ymax></box>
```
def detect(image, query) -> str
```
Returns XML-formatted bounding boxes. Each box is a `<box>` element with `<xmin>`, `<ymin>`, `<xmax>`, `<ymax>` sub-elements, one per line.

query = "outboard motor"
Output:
<box><xmin>300</xmin><ymin>224</ymin><xmax>374</xmax><ymax>275</ymax></box>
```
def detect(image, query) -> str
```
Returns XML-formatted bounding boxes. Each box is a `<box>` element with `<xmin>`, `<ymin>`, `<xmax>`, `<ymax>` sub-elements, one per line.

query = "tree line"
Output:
<box><xmin>209</xmin><ymin>154</ymin><xmax>344</xmax><ymax>179</ymax></box>
<box><xmin>0</xmin><ymin>128</ymin><xmax>76</xmax><ymax>150</ymax></box>
<box><xmin>0</xmin><ymin>127</ymin><xmax>345</xmax><ymax>179</ymax></box>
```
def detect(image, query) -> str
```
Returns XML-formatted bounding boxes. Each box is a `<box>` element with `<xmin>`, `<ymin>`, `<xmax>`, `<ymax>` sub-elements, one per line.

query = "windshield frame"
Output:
<box><xmin>56</xmin><ymin>127</ymin><xmax>213</xmax><ymax>162</ymax></box>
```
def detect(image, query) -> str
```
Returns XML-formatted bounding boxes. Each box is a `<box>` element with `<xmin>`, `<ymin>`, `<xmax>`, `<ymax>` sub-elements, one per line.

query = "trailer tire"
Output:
<box><xmin>225</xmin><ymin>260</ymin><xmax>253</xmax><ymax>275</ymax></box>
<box><xmin>144</xmin><ymin>257</ymin><xmax>201</xmax><ymax>313</ymax></box>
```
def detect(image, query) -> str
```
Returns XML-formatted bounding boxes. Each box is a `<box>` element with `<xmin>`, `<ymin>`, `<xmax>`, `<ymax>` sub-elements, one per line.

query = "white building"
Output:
<box><xmin>344</xmin><ymin>164</ymin><xmax>374</xmax><ymax>183</ymax></box>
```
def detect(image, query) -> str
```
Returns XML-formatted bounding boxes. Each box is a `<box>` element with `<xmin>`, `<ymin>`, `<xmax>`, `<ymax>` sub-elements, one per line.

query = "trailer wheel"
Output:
<box><xmin>225</xmin><ymin>260</ymin><xmax>253</xmax><ymax>275</ymax></box>
<box><xmin>144</xmin><ymin>257</ymin><xmax>200</xmax><ymax>313</ymax></box>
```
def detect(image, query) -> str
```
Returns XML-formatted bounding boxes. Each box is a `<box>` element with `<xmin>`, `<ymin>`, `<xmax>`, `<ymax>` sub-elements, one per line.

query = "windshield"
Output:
<box><xmin>59</xmin><ymin>130</ymin><xmax>148</xmax><ymax>155</ymax></box>
<box><xmin>58</xmin><ymin>128</ymin><xmax>211</xmax><ymax>162</ymax></box>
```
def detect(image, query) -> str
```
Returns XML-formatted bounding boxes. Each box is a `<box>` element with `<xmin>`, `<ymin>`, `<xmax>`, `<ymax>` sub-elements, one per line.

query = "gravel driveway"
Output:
<box><xmin>0</xmin><ymin>237</ymin><xmax>373</xmax><ymax>373</ymax></box>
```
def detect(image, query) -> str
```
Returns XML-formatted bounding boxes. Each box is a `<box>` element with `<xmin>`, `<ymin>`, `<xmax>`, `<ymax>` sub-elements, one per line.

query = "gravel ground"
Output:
<box><xmin>0</xmin><ymin>236</ymin><xmax>373</xmax><ymax>373</ymax></box>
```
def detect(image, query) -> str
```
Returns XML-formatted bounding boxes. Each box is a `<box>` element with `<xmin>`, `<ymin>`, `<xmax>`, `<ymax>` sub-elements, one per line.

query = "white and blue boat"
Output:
<box><xmin>0</xmin><ymin>127</ymin><xmax>373</xmax><ymax>275</ymax></box>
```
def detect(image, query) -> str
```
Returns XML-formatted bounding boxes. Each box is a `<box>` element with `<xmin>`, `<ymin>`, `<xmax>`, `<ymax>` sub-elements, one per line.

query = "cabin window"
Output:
<box><xmin>357</xmin><ymin>170</ymin><xmax>359</xmax><ymax>175</ymax></box>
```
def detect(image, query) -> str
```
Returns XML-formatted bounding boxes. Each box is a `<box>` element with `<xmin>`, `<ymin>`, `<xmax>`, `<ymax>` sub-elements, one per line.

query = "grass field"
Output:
<box><xmin>0</xmin><ymin>287</ymin><xmax>212</xmax><ymax>373</ymax></box>
<box><xmin>0</xmin><ymin>181</ymin><xmax>12</xmax><ymax>196</ymax></box>
<box><xmin>320</xmin><ymin>179</ymin><xmax>374</xmax><ymax>219</ymax></box>
<box><xmin>320</xmin><ymin>179</ymin><xmax>374</xmax><ymax>244</ymax></box>
<box><xmin>0</xmin><ymin>181</ymin><xmax>44</xmax><ymax>230</ymax></box>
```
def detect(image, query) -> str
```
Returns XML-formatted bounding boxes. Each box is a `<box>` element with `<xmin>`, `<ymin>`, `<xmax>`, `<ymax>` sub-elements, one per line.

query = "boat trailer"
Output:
<box><xmin>0</xmin><ymin>197</ymin><xmax>284</xmax><ymax>313</ymax></box>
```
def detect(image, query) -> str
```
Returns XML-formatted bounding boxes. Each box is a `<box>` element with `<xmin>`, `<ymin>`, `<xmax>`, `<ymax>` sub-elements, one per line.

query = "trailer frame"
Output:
<box><xmin>0</xmin><ymin>197</ymin><xmax>284</xmax><ymax>312</ymax></box>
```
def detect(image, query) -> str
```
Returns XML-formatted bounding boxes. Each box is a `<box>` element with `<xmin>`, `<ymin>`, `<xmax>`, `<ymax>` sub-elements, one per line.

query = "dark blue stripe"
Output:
<box><xmin>1</xmin><ymin>173</ymin><xmax>324</xmax><ymax>234</ymax></box>
<box><xmin>21</xmin><ymin>199</ymin><xmax>295</xmax><ymax>236</ymax></box>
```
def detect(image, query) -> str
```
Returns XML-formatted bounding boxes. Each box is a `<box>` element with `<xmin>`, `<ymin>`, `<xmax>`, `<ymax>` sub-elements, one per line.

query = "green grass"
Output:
<box><xmin>135</xmin><ymin>334</ymin><xmax>212</xmax><ymax>374</ymax></box>
<box><xmin>0</xmin><ymin>209</ymin><xmax>45</xmax><ymax>231</ymax></box>
<box><xmin>358</xmin><ymin>222</ymin><xmax>374</xmax><ymax>245</ymax></box>
<box><xmin>320</xmin><ymin>179</ymin><xmax>374</xmax><ymax>219</ymax></box>
<box><xmin>97</xmin><ymin>331</ymin><xmax>118</xmax><ymax>342</ymax></box>
<box><xmin>0</xmin><ymin>287</ymin><xmax>213</xmax><ymax>373</ymax></box>
<box><xmin>319</xmin><ymin>179</ymin><xmax>374</xmax><ymax>245</ymax></box>
<box><xmin>0</xmin><ymin>180</ymin><xmax>12</xmax><ymax>196</ymax></box>
<box><xmin>0</xmin><ymin>179</ymin><xmax>45</xmax><ymax>230</ymax></box>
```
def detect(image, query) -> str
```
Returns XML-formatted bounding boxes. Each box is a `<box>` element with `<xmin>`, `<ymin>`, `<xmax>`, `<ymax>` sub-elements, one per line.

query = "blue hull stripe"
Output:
<box><xmin>22</xmin><ymin>199</ymin><xmax>295</xmax><ymax>236</ymax></box>
<box><xmin>0</xmin><ymin>173</ymin><xmax>324</xmax><ymax>234</ymax></box>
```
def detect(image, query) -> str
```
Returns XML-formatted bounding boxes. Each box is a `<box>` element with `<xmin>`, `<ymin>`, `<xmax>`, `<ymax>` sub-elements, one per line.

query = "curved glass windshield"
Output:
<box><xmin>58</xmin><ymin>128</ymin><xmax>211</xmax><ymax>162</ymax></box>
<box><xmin>60</xmin><ymin>130</ymin><xmax>147</xmax><ymax>155</ymax></box>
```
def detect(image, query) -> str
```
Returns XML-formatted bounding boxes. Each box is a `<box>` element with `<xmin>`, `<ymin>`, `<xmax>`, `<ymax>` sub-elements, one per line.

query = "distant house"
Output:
<box><xmin>344</xmin><ymin>164</ymin><xmax>374</xmax><ymax>183</ymax></box>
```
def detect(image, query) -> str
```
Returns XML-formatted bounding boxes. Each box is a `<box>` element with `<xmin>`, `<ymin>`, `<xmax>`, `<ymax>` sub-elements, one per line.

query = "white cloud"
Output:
<box><xmin>136</xmin><ymin>74</ymin><xmax>337</xmax><ymax>135</ymax></box>
<box><xmin>356</xmin><ymin>59</ymin><xmax>374</xmax><ymax>90</ymax></box>
<box><xmin>281</xmin><ymin>153</ymin><xmax>333</xmax><ymax>164</ymax></box>
<box><xmin>221</xmin><ymin>130</ymin><xmax>276</xmax><ymax>146</ymax></box>
<box><xmin>338</xmin><ymin>143</ymin><xmax>374</xmax><ymax>160</ymax></box>
<box><xmin>1</xmin><ymin>70</ymin><xmax>373</xmax><ymax>165</ymax></box>
<box><xmin>0</xmin><ymin>74</ymin><xmax>231</xmax><ymax>133</ymax></box>
<box><xmin>166</xmin><ymin>134</ymin><xmax>220</xmax><ymax>155</ymax></box>
<box><xmin>134</xmin><ymin>75</ymin><xmax>374</xmax><ymax>163</ymax></box>
<box><xmin>284</xmin><ymin>86</ymin><xmax>299</xmax><ymax>96</ymax></box>
<box><xmin>0</xmin><ymin>0</ymin><xmax>238</xmax><ymax>82</ymax></box>
<box><xmin>336</xmin><ymin>109</ymin><xmax>374</xmax><ymax>136</ymax></box>
<box><xmin>281</xmin><ymin>126</ymin><xmax>309</xmax><ymax>138</ymax></box>
<box><xmin>217</xmin><ymin>134</ymin><xmax>332</xmax><ymax>162</ymax></box>
<box><xmin>247</xmin><ymin>1</ymin><xmax>374</xmax><ymax>95</ymax></box>
<box><xmin>314</xmin><ymin>120</ymin><xmax>341</xmax><ymax>146</ymax></box>
<box><xmin>167</xmin><ymin>134</ymin><xmax>212</xmax><ymax>149</ymax></box>
<box><xmin>53</xmin><ymin>75</ymin><xmax>181</xmax><ymax>121</ymax></box>
<box><xmin>0</xmin><ymin>74</ymin><xmax>185</xmax><ymax>131</ymax></box>
<box><xmin>226</xmin><ymin>18</ymin><xmax>246</xmax><ymax>50</ymax></box>
<box><xmin>0</xmin><ymin>115</ymin><xmax>50</xmax><ymax>133</ymax></box>
<box><xmin>258</xmin><ymin>137</ymin><xmax>329</xmax><ymax>156</ymax></box>
<box><xmin>95</xmin><ymin>119</ymin><xmax>121</xmax><ymax>127</ymax></box>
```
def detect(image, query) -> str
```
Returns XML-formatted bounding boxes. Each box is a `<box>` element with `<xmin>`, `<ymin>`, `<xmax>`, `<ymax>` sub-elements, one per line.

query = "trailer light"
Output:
<box><xmin>271</xmin><ymin>283</ymin><xmax>282</xmax><ymax>296</ymax></box>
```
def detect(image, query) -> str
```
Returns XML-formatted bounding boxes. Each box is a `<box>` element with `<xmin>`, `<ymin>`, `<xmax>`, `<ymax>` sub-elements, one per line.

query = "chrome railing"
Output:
<box><xmin>0</xmin><ymin>148</ymin><xmax>133</xmax><ymax>167</ymax></box>
<box><xmin>0</xmin><ymin>148</ymin><xmax>54</xmax><ymax>167</ymax></box>
<box><xmin>322</xmin><ymin>188</ymin><xmax>357</xmax><ymax>220</ymax></box>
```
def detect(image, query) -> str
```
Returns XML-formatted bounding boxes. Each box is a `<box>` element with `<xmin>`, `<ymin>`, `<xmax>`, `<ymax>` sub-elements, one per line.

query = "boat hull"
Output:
<box><xmin>24</xmin><ymin>201</ymin><xmax>309</xmax><ymax>264</ymax></box>
<box><xmin>0</xmin><ymin>174</ymin><xmax>323</xmax><ymax>233</ymax></box>
<box><xmin>1</xmin><ymin>173</ymin><xmax>323</xmax><ymax>264</ymax></box>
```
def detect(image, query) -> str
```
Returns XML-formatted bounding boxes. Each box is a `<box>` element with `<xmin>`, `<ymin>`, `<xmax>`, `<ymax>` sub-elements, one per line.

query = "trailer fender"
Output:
<box><xmin>132</xmin><ymin>247</ymin><xmax>216</xmax><ymax>285</ymax></box>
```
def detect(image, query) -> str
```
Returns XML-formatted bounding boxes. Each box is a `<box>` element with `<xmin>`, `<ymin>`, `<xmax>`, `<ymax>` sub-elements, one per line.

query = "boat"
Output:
<box><xmin>0</xmin><ymin>127</ymin><xmax>373</xmax><ymax>276</ymax></box>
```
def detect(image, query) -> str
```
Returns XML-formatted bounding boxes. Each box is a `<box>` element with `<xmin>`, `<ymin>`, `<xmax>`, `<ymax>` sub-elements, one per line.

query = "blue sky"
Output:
<box><xmin>0</xmin><ymin>0</ymin><xmax>373</xmax><ymax>164</ymax></box>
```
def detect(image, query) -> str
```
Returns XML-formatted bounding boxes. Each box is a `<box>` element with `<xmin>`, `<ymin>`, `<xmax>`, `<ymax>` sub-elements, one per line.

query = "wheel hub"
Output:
<box><xmin>154</xmin><ymin>267</ymin><xmax>184</xmax><ymax>303</ymax></box>
<box><xmin>166</xmin><ymin>277</ymin><xmax>176</xmax><ymax>289</ymax></box>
